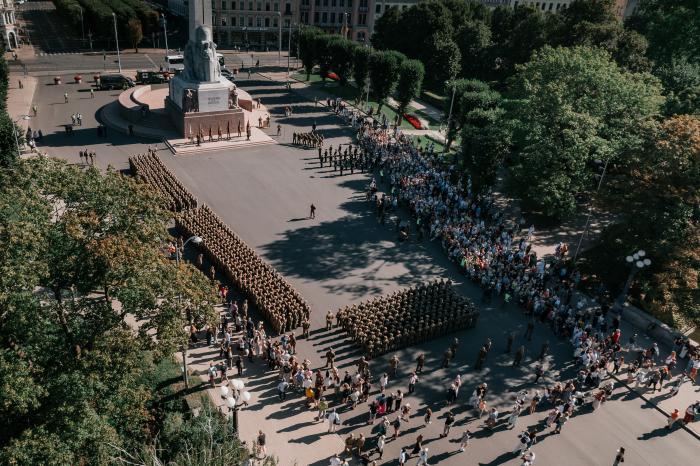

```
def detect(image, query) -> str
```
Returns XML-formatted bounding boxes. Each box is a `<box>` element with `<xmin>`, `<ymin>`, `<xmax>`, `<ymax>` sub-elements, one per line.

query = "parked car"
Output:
<box><xmin>135</xmin><ymin>70</ymin><xmax>168</xmax><ymax>84</ymax></box>
<box><xmin>98</xmin><ymin>74</ymin><xmax>135</xmax><ymax>90</ymax></box>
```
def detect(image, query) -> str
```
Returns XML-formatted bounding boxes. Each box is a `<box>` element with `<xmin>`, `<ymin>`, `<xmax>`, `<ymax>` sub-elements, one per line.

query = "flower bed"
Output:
<box><xmin>404</xmin><ymin>113</ymin><xmax>422</xmax><ymax>129</ymax></box>
<box><xmin>326</xmin><ymin>72</ymin><xmax>340</xmax><ymax>81</ymax></box>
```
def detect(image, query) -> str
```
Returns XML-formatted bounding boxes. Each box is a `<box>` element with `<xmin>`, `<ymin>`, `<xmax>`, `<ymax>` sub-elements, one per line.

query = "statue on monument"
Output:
<box><xmin>228</xmin><ymin>84</ymin><xmax>239</xmax><ymax>109</ymax></box>
<box><xmin>183</xmin><ymin>25</ymin><xmax>220</xmax><ymax>83</ymax></box>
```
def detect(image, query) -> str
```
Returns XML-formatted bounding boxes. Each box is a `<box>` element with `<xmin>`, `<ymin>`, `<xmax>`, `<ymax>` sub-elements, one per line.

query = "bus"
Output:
<box><xmin>165</xmin><ymin>53</ymin><xmax>225</xmax><ymax>72</ymax></box>
<box><xmin>165</xmin><ymin>54</ymin><xmax>184</xmax><ymax>73</ymax></box>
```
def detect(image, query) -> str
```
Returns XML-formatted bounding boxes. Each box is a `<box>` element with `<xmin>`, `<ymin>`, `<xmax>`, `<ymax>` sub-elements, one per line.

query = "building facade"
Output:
<box><xmin>204</xmin><ymin>0</ymin><xmax>375</xmax><ymax>50</ymax></box>
<box><xmin>0</xmin><ymin>0</ymin><xmax>17</xmax><ymax>51</ymax></box>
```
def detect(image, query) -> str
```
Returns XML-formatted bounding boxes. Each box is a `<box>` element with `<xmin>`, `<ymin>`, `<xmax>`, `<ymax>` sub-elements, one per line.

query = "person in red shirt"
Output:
<box><xmin>611</xmin><ymin>329</ymin><xmax>622</xmax><ymax>345</ymax></box>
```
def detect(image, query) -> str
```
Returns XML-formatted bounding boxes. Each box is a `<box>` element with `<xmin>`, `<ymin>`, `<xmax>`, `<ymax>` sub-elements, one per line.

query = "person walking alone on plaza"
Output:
<box><xmin>256</xmin><ymin>430</ymin><xmax>267</xmax><ymax>458</ymax></box>
<box><xmin>327</xmin><ymin>408</ymin><xmax>341</xmax><ymax>433</ymax></box>
<box><xmin>458</xmin><ymin>429</ymin><xmax>471</xmax><ymax>452</ymax></box>
<box><xmin>398</xmin><ymin>447</ymin><xmax>408</xmax><ymax>466</ymax></box>
<box><xmin>408</xmin><ymin>372</ymin><xmax>418</xmax><ymax>394</ymax></box>
<box><xmin>441</xmin><ymin>410</ymin><xmax>455</xmax><ymax>437</ymax></box>
<box><xmin>613</xmin><ymin>447</ymin><xmax>625</xmax><ymax>465</ymax></box>
<box><xmin>64</xmin><ymin>92</ymin><xmax>69</xmax><ymax>103</ymax></box>
<box><xmin>309</xmin><ymin>203</ymin><xmax>316</xmax><ymax>218</ymax></box>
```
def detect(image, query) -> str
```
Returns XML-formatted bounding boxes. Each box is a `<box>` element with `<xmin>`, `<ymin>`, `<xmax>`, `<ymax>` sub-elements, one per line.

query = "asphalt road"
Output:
<box><xmin>29</xmin><ymin>71</ymin><xmax>700</xmax><ymax>466</ymax></box>
<box><xmin>11</xmin><ymin>48</ymin><xmax>297</xmax><ymax>74</ymax></box>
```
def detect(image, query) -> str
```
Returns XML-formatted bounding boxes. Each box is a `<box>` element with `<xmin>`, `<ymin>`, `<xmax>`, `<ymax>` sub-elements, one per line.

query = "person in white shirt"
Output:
<box><xmin>417</xmin><ymin>447</ymin><xmax>429</xmax><ymax>466</ymax></box>
<box><xmin>379</xmin><ymin>373</ymin><xmax>389</xmax><ymax>393</ymax></box>
<box><xmin>327</xmin><ymin>408</ymin><xmax>340</xmax><ymax>433</ymax></box>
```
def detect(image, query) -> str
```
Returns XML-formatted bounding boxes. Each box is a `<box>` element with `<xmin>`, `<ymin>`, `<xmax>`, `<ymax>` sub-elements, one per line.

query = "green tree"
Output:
<box><xmin>395</xmin><ymin>59</ymin><xmax>425</xmax><ymax>123</ymax></box>
<box><xmin>424</xmin><ymin>32</ymin><xmax>461</xmax><ymax>90</ymax></box>
<box><xmin>461</xmin><ymin>106</ymin><xmax>512</xmax><ymax>191</ymax></box>
<box><xmin>313</xmin><ymin>34</ymin><xmax>334</xmax><ymax>83</ymax></box>
<box><xmin>327</xmin><ymin>36</ymin><xmax>355</xmax><ymax>86</ymax></box>
<box><xmin>628</xmin><ymin>0</ymin><xmax>700</xmax><ymax>64</ymax></box>
<box><xmin>127</xmin><ymin>18</ymin><xmax>143</xmax><ymax>53</ymax></box>
<box><xmin>444</xmin><ymin>79</ymin><xmax>500</xmax><ymax>151</ymax></box>
<box><xmin>298</xmin><ymin>27</ymin><xmax>323</xmax><ymax>80</ymax></box>
<box><xmin>370</xmin><ymin>5</ymin><xmax>403</xmax><ymax>51</ymax></box>
<box><xmin>655</xmin><ymin>57</ymin><xmax>700</xmax><ymax>116</ymax></box>
<box><xmin>508</xmin><ymin>46</ymin><xmax>663</xmax><ymax>218</ymax></box>
<box><xmin>456</xmin><ymin>19</ymin><xmax>493</xmax><ymax>79</ymax></box>
<box><xmin>352</xmin><ymin>45</ymin><xmax>372</xmax><ymax>101</ymax></box>
<box><xmin>589</xmin><ymin>115</ymin><xmax>700</xmax><ymax>328</ymax></box>
<box><xmin>0</xmin><ymin>158</ymin><xmax>218</xmax><ymax>464</ymax></box>
<box><xmin>369</xmin><ymin>50</ymin><xmax>405</xmax><ymax>112</ymax></box>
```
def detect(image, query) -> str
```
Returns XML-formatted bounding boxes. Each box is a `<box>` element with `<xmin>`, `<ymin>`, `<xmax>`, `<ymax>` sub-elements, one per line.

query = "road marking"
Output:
<box><xmin>145</xmin><ymin>54</ymin><xmax>157</xmax><ymax>69</ymax></box>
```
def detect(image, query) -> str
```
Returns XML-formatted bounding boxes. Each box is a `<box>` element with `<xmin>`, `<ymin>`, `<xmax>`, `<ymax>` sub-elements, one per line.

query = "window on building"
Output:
<box><xmin>284</xmin><ymin>19</ymin><xmax>290</xmax><ymax>27</ymax></box>
<box><xmin>331</xmin><ymin>0</ymin><xmax>336</xmax><ymax>6</ymax></box>
<box><xmin>231</xmin><ymin>16</ymin><xmax>236</xmax><ymax>26</ymax></box>
<box><xmin>347</xmin><ymin>0</ymin><xmax>352</xmax><ymax>7</ymax></box>
<box><xmin>375</xmin><ymin>3</ymin><xmax>380</xmax><ymax>13</ymax></box>
<box><xmin>323</xmin><ymin>0</ymin><xmax>328</xmax><ymax>6</ymax></box>
<box><xmin>221</xmin><ymin>17</ymin><xmax>227</xmax><ymax>26</ymax></box>
<box><xmin>232</xmin><ymin>1</ymin><xmax>236</xmax><ymax>10</ymax></box>
<box><xmin>322</xmin><ymin>12</ymin><xmax>327</xmax><ymax>22</ymax></box>
<box><xmin>249</xmin><ymin>1</ymin><xmax>253</xmax><ymax>10</ymax></box>
<box><xmin>513</xmin><ymin>1</ymin><xmax>518</xmax><ymax>6</ymax></box>
<box><xmin>548</xmin><ymin>2</ymin><xmax>553</xmax><ymax>9</ymax></box>
<box><xmin>358</xmin><ymin>13</ymin><xmax>366</xmax><ymax>24</ymax></box>
<box><xmin>240</xmin><ymin>15</ymin><xmax>245</xmax><ymax>25</ymax></box>
<box><xmin>359</xmin><ymin>0</ymin><xmax>367</xmax><ymax>7</ymax></box>
<box><xmin>222</xmin><ymin>1</ymin><xmax>227</xmax><ymax>9</ymax></box>
<box><xmin>357</xmin><ymin>31</ymin><xmax>365</xmax><ymax>42</ymax></box>
<box><xmin>285</xmin><ymin>2</ymin><xmax>291</xmax><ymax>13</ymax></box>
<box><xmin>257</xmin><ymin>16</ymin><xmax>262</xmax><ymax>26</ymax></box>
<box><xmin>339</xmin><ymin>0</ymin><xmax>344</xmax><ymax>6</ymax></box>
<box><xmin>274</xmin><ymin>3</ymin><xmax>279</xmax><ymax>11</ymax></box>
<box><xmin>266</xmin><ymin>2</ymin><xmax>270</xmax><ymax>11</ymax></box>
<box><xmin>273</xmin><ymin>16</ymin><xmax>278</xmax><ymax>26</ymax></box>
<box><xmin>257</xmin><ymin>2</ymin><xmax>262</xmax><ymax>10</ymax></box>
<box><xmin>541</xmin><ymin>2</ymin><xmax>546</xmax><ymax>9</ymax></box>
<box><xmin>315</xmin><ymin>0</ymin><xmax>320</xmax><ymax>5</ymax></box>
<box><xmin>330</xmin><ymin>12</ymin><xmax>335</xmax><ymax>23</ymax></box>
<box><xmin>555</xmin><ymin>3</ymin><xmax>560</xmax><ymax>9</ymax></box>
<box><xmin>248</xmin><ymin>15</ymin><xmax>253</xmax><ymax>26</ymax></box>
<box><xmin>314</xmin><ymin>11</ymin><xmax>319</xmax><ymax>22</ymax></box>
<box><xmin>265</xmin><ymin>17</ymin><xmax>270</xmax><ymax>26</ymax></box>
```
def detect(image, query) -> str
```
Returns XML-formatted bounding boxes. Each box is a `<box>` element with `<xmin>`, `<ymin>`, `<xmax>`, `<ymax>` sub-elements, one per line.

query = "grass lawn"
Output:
<box><xmin>145</xmin><ymin>354</ymin><xmax>208</xmax><ymax>416</ymax></box>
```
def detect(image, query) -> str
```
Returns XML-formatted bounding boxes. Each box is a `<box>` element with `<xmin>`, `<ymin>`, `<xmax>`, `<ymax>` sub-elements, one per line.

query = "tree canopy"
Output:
<box><xmin>0</xmin><ymin>158</ymin><xmax>220</xmax><ymax>464</ymax></box>
<box><xmin>508</xmin><ymin>45</ymin><xmax>663</xmax><ymax>218</ymax></box>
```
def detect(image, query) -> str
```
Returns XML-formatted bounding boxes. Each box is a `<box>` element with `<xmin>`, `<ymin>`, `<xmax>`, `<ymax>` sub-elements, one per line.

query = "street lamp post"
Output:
<box><xmin>445</xmin><ymin>81</ymin><xmax>457</xmax><ymax>150</ymax></box>
<box><xmin>112</xmin><ymin>13</ymin><xmax>122</xmax><ymax>73</ymax></box>
<box><xmin>286</xmin><ymin>22</ymin><xmax>294</xmax><ymax>88</ymax></box>
<box><xmin>12</xmin><ymin>115</ymin><xmax>30</xmax><ymax>158</ymax></box>
<box><xmin>277</xmin><ymin>12</ymin><xmax>282</xmax><ymax>66</ymax></box>
<box><xmin>614</xmin><ymin>250</ymin><xmax>651</xmax><ymax>314</ymax></box>
<box><xmin>162</xmin><ymin>14</ymin><xmax>169</xmax><ymax>56</ymax></box>
<box><xmin>572</xmin><ymin>158</ymin><xmax>610</xmax><ymax>262</ymax></box>
<box><xmin>79</xmin><ymin>6</ymin><xmax>85</xmax><ymax>41</ymax></box>
<box><xmin>174</xmin><ymin>235</ymin><xmax>202</xmax><ymax>389</ymax></box>
<box><xmin>222</xmin><ymin>379</ymin><xmax>251</xmax><ymax>439</ymax></box>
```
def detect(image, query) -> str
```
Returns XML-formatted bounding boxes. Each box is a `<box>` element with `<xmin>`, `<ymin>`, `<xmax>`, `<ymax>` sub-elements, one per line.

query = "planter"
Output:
<box><xmin>54</xmin><ymin>76</ymin><xmax>61</xmax><ymax>85</ymax></box>
<box><xmin>93</xmin><ymin>74</ymin><xmax>101</xmax><ymax>83</ymax></box>
<box><xmin>74</xmin><ymin>75</ymin><xmax>82</xmax><ymax>84</ymax></box>
<box><xmin>404</xmin><ymin>113</ymin><xmax>422</xmax><ymax>130</ymax></box>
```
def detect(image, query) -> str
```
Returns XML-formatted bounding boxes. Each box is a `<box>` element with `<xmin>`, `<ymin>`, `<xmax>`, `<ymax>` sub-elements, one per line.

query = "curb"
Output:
<box><xmin>609</xmin><ymin>373</ymin><xmax>700</xmax><ymax>441</ymax></box>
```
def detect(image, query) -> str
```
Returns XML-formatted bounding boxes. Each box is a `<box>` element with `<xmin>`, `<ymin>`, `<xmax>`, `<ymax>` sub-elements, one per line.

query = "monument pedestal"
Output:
<box><xmin>167</xmin><ymin>75</ymin><xmax>245</xmax><ymax>138</ymax></box>
<box><xmin>166</xmin><ymin>97</ymin><xmax>245</xmax><ymax>138</ymax></box>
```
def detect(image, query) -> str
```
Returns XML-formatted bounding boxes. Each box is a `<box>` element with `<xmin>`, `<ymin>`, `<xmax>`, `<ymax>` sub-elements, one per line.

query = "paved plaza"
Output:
<box><xmin>13</xmin><ymin>65</ymin><xmax>700</xmax><ymax>466</ymax></box>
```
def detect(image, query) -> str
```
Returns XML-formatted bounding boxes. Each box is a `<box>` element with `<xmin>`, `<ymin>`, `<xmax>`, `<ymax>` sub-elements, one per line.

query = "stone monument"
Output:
<box><xmin>166</xmin><ymin>0</ymin><xmax>244</xmax><ymax>137</ymax></box>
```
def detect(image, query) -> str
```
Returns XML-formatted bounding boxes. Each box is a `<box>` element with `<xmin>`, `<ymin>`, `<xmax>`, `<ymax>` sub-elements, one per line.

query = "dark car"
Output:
<box><xmin>221</xmin><ymin>68</ymin><xmax>235</xmax><ymax>80</ymax></box>
<box><xmin>98</xmin><ymin>74</ymin><xmax>135</xmax><ymax>90</ymax></box>
<box><xmin>136</xmin><ymin>70</ymin><xmax>168</xmax><ymax>84</ymax></box>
